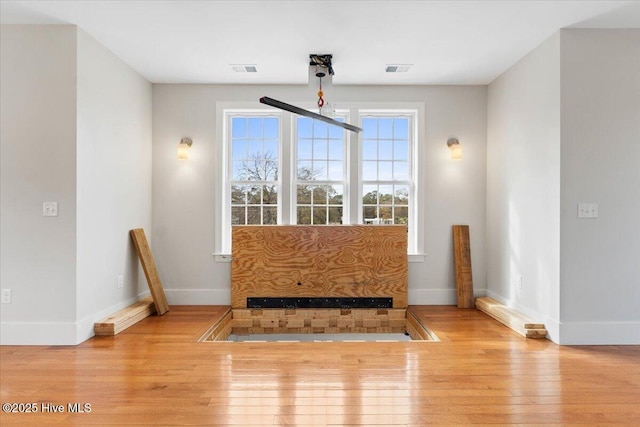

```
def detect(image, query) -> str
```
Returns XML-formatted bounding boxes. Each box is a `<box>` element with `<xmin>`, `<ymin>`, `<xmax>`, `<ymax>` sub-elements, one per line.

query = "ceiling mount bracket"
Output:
<box><xmin>309</xmin><ymin>54</ymin><xmax>334</xmax><ymax>76</ymax></box>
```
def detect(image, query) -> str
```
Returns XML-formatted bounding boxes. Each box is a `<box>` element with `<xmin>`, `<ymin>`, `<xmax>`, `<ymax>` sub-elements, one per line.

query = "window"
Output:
<box><xmin>295</xmin><ymin>116</ymin><xmax>346</xmax><ymax>225</ymax></box>
<box><xmin>228</xmin><ymin>115</ymin><xmax>279</xmax><ymax>225</ymax></box>
<box><xmin>217</xmin><ymin>104</ymin><xmax>422</xmax><ymax>256</ymax></box>
<box><xmin>361</xmin><ymin>115</ymin><xmax>411</xmax><ymax>226</ymax></box>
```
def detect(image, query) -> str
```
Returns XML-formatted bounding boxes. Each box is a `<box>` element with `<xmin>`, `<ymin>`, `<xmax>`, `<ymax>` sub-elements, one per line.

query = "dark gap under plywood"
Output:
<box><xmin>246</xmin><ymin>297</ymin><xmax>393</xmax><ymax>309</ymax></box>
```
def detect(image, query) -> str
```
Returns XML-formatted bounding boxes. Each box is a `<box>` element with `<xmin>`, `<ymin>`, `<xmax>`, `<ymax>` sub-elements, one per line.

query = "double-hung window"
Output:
<box><xmin>229</xmin><ymin>115</ymin><xmax>280</xmax><ymax>226</ymax></box>
<box><xmin>361</xmin><ymin>115</ymin><xmax>411</xmax><ymax>226</ymax></box>
<box><xmin>218</xmin><ymin>104</ymin><xmax>421</xmax><ymax>256</ymax></box>
<box><xmin>295</xmin><ymin>116</ymin><xmax>347</xmax><ymax>225</ymax></box>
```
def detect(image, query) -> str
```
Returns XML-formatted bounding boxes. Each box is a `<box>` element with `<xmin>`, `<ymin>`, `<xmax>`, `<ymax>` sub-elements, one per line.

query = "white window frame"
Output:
<box><xmin>358</xmin><ymin>110</ymin><xmax>419</xmax><ymax>255</ymax></box>
<box><xmin>215</xmin><ymin>105</ymin><xmax>285</xmax><ymax>255</ymax></box>
<box><xmin>227</xmin><ymin>113</ymin><xmax>281</xmax><ymax>227</ymax></box>
<box><xmin>214</xmin><ymin>101</ymin><xmax>424</xmax><ymax>260</ymax></box>
<box><xmin>292</xmin><ymin>111</ymin><xmax>350</xmax><ymax>225</ymax></box>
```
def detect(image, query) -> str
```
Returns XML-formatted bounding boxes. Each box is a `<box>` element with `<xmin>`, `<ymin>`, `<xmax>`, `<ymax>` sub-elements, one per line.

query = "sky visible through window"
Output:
<box><xmin>230</xmin><ymin>116</ymin><xmax>279</xmax><ymax>225</ymax></box>
<box><xmin>228</xmin><ymin>113</ymin><xmax>411</xmax><ymax>228</ymax></box>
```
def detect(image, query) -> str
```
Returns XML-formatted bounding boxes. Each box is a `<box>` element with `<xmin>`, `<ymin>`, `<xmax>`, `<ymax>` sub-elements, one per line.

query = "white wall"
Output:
<box><xmin>0</xmin><ymin>25</ymin><xmax>152</xmax><ymax>345</ymax></box>
<box><xmin>76</xmin><ymin>29</ymin><xmax>153</xmax><ymax>342</ymax></box>
<box><xmin>559</xmin><ymin>29</ymin><xmax>640</xmax><ymax>344</ymax></box>
<box><xmin>1</xmin><ymin>25</ymin><xmax>79</xmax><ymax>344</ymax></box>
<box><xmin>486</xmin><ymin>33</ymin><xmax>561</xmax><ymax>340</ymax></box>
<box><xmin>487</xmin><ymin>29</ymin><xmax>640</xmax><ymax>345</ymax></box>
<box><xmin>152</xmin><ymin>84</ymin><xmax>487</xmax><ymax>306</ymax></box>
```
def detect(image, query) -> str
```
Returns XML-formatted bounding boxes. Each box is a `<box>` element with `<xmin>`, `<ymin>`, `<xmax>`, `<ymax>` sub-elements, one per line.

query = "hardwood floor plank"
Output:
<box><xmin>2</xmin><ymin>305</ymin><xmax>640</xmax><ymax>426</ymax></box>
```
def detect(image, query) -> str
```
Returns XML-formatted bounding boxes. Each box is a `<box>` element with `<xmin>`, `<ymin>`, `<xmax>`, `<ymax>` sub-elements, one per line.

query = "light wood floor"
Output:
<box><xmin>1</xmin><ymin>306</ymin><xmax>639</xmax><ymax>426</ymax></box>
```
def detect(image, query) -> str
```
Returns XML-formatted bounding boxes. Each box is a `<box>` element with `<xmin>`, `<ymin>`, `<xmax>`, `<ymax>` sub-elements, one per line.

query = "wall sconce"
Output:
<box><xmin>447</xmin><ymin>138</ymin><xmax>462</xmax><ymax>160</ymax></box>
<box><xmin>177</xmin><ymin>137</ymin><xmax>192</xmax><ymax>160</ymax></box>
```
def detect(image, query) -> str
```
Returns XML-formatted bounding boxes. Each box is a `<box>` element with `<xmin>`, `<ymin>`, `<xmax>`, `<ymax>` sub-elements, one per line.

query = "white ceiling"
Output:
<box><xmin>1</xmin><ymin>1</ymin><xmax>639</xmax><ymax>85</ymax></box>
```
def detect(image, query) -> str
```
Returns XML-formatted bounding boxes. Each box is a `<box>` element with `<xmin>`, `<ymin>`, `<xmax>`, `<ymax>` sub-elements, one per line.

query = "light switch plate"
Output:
<box><xmin>43</xmin><ymin>201</ymin><xmax>58</xmax><ymax>217</ymax></box>
<box><xmin>578</xmin><ymin>203</ymin><xmax>598</xmax><ymax>219</ymax></box>
<box><xmin>1</xmin><ymin>289</ymin><xmax>11</xmax><ymax>304</ymax></box>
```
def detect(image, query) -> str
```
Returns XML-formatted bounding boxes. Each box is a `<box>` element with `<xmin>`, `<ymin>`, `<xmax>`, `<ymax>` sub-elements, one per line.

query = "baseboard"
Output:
<box><xmin>0</xmin><ymin>321</ymin><xmax>78</xmax><ymax>346</ymax></box>
<box><xmin>559</xmin><ymin>321</ymin><xmax>640</xmax><ymax>345</ymax></box>
<box><xmin>483</xmin><ymin>291</ymin><xmax>630</xmax><ymax>345</ymax></box>
<box><xmin>408</xmin><ymin>288</ymin><xmax>486</xmax><ymax>305</ymax></box>
<box><xmin>1</xmin><ymin>291</ymin><xmax>152</xmax><ymax>346</ymax></box>
<box><xmin>164</xmin><ymin>288</ymin><xmax>231</xmax><ymax>305</ymax></box>
<box><xmin>544</xmin><ymin>319</ymin><xmax>560</xmax><ymax>344</ymax></box>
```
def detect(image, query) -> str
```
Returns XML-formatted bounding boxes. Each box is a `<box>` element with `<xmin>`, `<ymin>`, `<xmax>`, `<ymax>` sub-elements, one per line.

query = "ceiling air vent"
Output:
<box><xmin>385</xmin><ymin>64</ymin><xmax>412</xmax><ymax>73</ymax></box>
<box><xmin>231</xmin><ymin>64</ymin><xmax>257</xmax><ymax>73</ymax></box>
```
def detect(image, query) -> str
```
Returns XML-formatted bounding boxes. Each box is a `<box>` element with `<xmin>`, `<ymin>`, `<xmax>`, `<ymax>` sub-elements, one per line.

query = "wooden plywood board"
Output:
<box><xmin>130</xmin><ymin>228</ymin><xmax>169</xmax><ymax>315</ymax></box>
<box><xmin>453</xmin><ymin>225</ymin><xmax>474</xmax><ymax>308</ymax></box>
<box><xmin>94</xmin><ymin>297</ymin><xmax>156</xmax><ymax>336</ymax></box>
<box><xmin>475</xmin><ymin>297</ymin><xmax>548</xmax><ymax>339</ymax></box>
<box><xmin>231</xmin><ymin>225</ymin><xmax>408</xmax><ymax>309</ymax></box>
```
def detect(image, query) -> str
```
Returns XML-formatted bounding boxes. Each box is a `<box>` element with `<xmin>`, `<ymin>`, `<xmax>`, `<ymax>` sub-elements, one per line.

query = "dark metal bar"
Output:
<box><xmin>247</xmin><ymin>297</ymin><xmax>393</xmax><ymax>309</ymax></box>
<box><xmin>259</xmin><ymin>96</ymin><xmax>362</xmax><ymax>133</ymax></box>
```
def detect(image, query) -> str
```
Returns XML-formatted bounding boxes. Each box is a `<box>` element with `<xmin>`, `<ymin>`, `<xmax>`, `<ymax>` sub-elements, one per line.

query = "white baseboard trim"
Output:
<box><xmin>559</xmin><ymin>321</ymin><xmax>640</xmax><ymax>345</ymax></box>
<box><xmin>481</xmin><ymin>291</ymin><xmax>640</xmax><ymax>345</ymax></box>
<box><xmin>408</xmin><ymin>288</ymin><xmax>455</xmax><ymax>305</ymax></box>
<box><xmin>1</xmin><ymin>292</ymin><xmax>153</xmax><ymax>346</ymax></box>
<box><xmin>408</xmin><ymin>288</ymin><xmax>486</xmax><ymax>305</ymax></box>
<box><xmin>545</xmin><ymin>320</ymin><xmax>560</xmax><ymax>344</ymax></box>
<box><xmin>0</xmin><ymin>321</ymin><xmax>78</xmax><ymax>346</ymax></box>
<box><xmin>164</xmin><ymin>289</ymin><xmax>231</xmax><ymax>305</ymax></box>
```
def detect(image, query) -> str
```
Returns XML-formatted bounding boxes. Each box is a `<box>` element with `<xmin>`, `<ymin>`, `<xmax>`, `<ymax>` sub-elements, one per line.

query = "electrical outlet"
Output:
<box><xmin>43</xmin><ymin>201</ymin><xmax>58</xmax><ymax>217</ymax></box>
<box><xmin>578</xmin><ymin>203</ymin><xmax>598</xmax><ymax>219</ymax></box>
<box><xmin>1</xmin><ymin>289</ymin><xmax>12</xmax><ymax>304</ymax></box>
<box><xmin>517</xmin><ymin>276</ymin><xmax>523</xmax><ymax>291</ymax></box>
<box><xmin>117</xmin><ymin>275</ymin><xmax>124</xmax><ymax>289</ymax></box>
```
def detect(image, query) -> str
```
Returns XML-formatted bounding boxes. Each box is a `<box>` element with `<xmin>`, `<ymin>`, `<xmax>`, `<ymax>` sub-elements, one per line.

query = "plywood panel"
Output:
<box><xmin>130</xmin><ymin>228</ymin><xmax>169</xmax><ymax>315</ymax></box>
<box><xmin>453</xmin><ymin>225</ymin><xmax>474</xmax><ymax>308</ymax></box>
<box><xmin>231</xmin><ymin>225</ymin><xmax>408</xmax><ymax>308</ymax></box>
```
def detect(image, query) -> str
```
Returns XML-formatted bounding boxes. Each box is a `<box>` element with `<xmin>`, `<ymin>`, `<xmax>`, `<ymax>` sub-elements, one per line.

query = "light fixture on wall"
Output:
<box><xmin>177</xmin><ymin>137</ymin><xmax>192</xmax><ymax>160</ymax></box>
<box><xmin>447</xmin><ymin>138</ymin><xmax>462</xmax><ymax>160</ymax></box>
